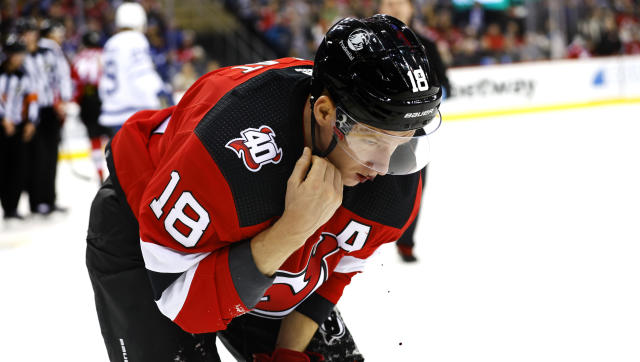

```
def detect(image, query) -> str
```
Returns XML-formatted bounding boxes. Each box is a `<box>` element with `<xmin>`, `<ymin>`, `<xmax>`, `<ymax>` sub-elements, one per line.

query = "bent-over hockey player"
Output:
<box><xmin>86</xmin><ymin>15</ymin><xmax>443</xmax><ymax>362</ymax></box>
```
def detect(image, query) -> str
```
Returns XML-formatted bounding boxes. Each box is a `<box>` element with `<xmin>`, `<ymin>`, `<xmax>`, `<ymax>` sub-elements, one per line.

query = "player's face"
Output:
<box><xmin>311</xmin><ymin>94</ymin><xmax>434</xmax><ymax>185</ymax></box>
<box><xmin>328</xmin><ymin>142</ymin><xmax>379</xmax><ymax>187</ymax></box>
<box><xmin>21</xmin><ymin>30</ymin><xmax>38</xmax><ymax>51</ymax></box>
<box><xmin>328</xmin><ymin>123</ymin><xmax>414</xmax><ymax>187</ymax></box>
<box><xmin>9</xmin><ymin>52</ymin><xmax>26</xmax><ymax>69</ymax></box>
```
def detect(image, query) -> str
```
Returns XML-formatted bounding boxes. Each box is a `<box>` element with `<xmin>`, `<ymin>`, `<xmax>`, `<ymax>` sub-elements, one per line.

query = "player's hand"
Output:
<box><xmin>2</xmin><ymin>119</ymin><xmax>15</xmax><ymax>137</ymax></box>
<box><xmin>22</xmin><ymin>122</ymin><xmax>36</xmax><ymax>142</ymax></box>
<box><xmin>281</xmin><ymin>147</ymin><xmax>342</xmax><ymax>242</ymax></box>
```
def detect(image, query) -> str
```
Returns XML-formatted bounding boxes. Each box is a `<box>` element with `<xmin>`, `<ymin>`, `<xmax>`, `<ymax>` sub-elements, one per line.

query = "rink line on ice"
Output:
<box><xmin>56</xmin><ymin>97</ymin><xmax>640</xmax><ymax>160</ymax></box>
<box><xmin>59</xmin><ymin>150</ymin><xmax>90</xmax><ymax>160</ymax></box>
<box><xmin>445</xmin><ymin>97</ymin><xmax>640</xmax><ymax>121</ymax></box>
<box><xmin>0</xmin><ymin>227</ymin><xmax>35</xmax><ymax>249</ymax></box>
<box><xmin>0</xmin><ymin>236</ymin><xmax>32</xmax><ymax>249</ymax></box>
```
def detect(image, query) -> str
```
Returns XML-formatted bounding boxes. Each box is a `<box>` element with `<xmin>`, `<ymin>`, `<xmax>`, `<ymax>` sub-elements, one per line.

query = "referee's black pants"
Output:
<box><xmin>28</xmin><ymin>107</ymin><xmax>61</xmax><ymax>213</ymax></box>
<box><xmin>0</xmin><ymin>123</ymin><xmax>27</xmax><ymax>216</ymax></box>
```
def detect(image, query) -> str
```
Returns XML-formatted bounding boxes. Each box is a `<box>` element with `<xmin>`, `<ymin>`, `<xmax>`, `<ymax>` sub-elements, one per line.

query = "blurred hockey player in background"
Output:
<box><xmin>19</xmin><ymin>17</ymin><xmax>72</xmax><ymax>216</ymax></box>
<box><xmin>98</xmin><ymin>1</ymin><xmax>165</xmax><ymax>136</ymax></box>
<box><xmin>72</xmin><ymin>31</ymin><xmax>110</xmax><ymax>183</ymax></box>
<box><xmin>0</xmin><ymin>36</ymin><xmax>38</xmax><ymax>224</ymax></box>
<box><xmin>379</xmin><ymin>0</ymin><xmax>451</xmax><ymax>262</ymax></box>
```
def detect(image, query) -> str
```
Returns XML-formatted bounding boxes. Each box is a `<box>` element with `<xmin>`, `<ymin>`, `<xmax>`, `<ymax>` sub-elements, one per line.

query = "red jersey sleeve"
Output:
<box><xmin>136</xmin><ymin>132</ymin><xmax>277</xmax><ymax>333</ymax></box>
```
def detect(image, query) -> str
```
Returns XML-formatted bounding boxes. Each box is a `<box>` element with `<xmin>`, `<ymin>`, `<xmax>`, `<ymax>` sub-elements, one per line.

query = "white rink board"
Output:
<box><xmin>1</xmin><ymin>102</ymin><xmax>639</xmax><ymax>362</ymax></box>
<box><xmin>441</xmin><ymin>55</ymin><xmax>640</xmax><ymax>117</ymax></box>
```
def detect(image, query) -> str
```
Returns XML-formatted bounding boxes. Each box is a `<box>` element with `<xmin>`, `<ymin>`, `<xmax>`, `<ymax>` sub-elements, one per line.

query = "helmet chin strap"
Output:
<box><xmin>310</xmin><ymin>99</ymin><xmax>338</xmax><ymax>158</ymax></box>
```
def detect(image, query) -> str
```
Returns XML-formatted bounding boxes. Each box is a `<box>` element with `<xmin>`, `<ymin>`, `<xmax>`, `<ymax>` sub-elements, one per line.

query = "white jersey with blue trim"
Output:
<box><xmin>98</xmin><ymin>30</ymin><xmax>163</xmax><ymax>127</ymax></box>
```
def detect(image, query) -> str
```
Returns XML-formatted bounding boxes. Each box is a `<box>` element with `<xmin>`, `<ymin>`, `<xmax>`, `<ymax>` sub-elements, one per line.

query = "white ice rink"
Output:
<box><xmin>1</xmin><ymin>103</ymin><xmax>639</xmax><ymax>362</ymax></box>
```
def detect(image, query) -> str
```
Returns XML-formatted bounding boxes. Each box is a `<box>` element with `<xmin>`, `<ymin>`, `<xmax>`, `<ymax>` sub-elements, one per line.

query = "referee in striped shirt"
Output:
<box><xmin>18</xmin><ymin>18</ymin><xmax>72</xmax><ymax>216</ymax></box>
<box><xmin>0</xmin><ymin>36</ymin><xmax>38</xmax><ymax>222</ymax></box>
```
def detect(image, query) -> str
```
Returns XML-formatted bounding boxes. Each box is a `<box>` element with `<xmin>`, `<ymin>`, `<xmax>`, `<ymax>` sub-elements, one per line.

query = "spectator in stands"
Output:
<box><xmin>567</xmin><ymin>35</ymin><xmax>592</xmax><ymax>58</ymax></box>
<box><xmin>481</xmin><ymin>22</ymin><xmax>506</xmax><ymax>63</ymax></box>
<box><xmin>454</xmin><ymin>26</ymin><xmax>483</xmax><ymax>65</ymax></box>
<box><xmin>502</xmin><ymin>20</ymin><xmax>524</xmax><ymax>63</ymax></box>
<box><xmin>623</xmin><ymin>24</ymin><xmax>640</xmax><ymax>54</ymax></box>
<box><xmin>519</xmin><ymin>31</ymin><xmax>549</xmax><ymax>61</ymax></box>
<box><xmin>594</xmin><ymin>10</ymin><xmax>623</xmax><ymax>55</ymax></box>
<box><xmin>171</xmin><ymin>61</ymin><xmax>198</xmax><ymax>100</ymax></box>
<box><xmin>468</xmin><ymin>1</ymin><xmax>485</xmax><ymax>35</ymax></box>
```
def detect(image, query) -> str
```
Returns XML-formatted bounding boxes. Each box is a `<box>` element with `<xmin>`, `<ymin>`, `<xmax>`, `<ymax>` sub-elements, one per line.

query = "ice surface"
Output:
<box><xmin>1</xmin><ymin>103</ymin><xmax>639</xmax><ymax>361</ymax></box>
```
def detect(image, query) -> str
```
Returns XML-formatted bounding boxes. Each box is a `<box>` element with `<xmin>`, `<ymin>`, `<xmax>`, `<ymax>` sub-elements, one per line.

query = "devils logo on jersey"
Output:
<box><xmin>251</xmin><ymin>220</ymin><xmax>372</xmax><ymax>319</ymax></box>
<box><xmin>225</xmin><ymin>125</ymin><xmax>283</xmax><ymax>172</ymax></box>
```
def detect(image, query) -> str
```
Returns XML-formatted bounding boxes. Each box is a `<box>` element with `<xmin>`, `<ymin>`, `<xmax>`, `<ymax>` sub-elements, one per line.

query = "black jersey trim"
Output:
<box><xmin>228</xmin><ymin>239</ymin><xmax>276</xmax><ymax>309</ymax></box>
<box><xmin>104</xmin><ymin>140</ymin><xmax>139</xmax><ymax>223</ymax></box>
<box><xmin>295</xmin><ymin>293</ymin><xmax>335</xmax><ymax>326</ymax></box>
<box><xmin>147</xmin><ymin>270</ymin><xmax>184</xmax><ymax>301</ymax></box>
<box><xmin>342</xmin><ymin>171</ymin><xmax>421</xmax><ymax>229</ymax></box>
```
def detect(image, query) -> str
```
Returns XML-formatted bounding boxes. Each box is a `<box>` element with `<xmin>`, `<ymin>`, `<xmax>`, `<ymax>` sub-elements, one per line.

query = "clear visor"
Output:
<box><xmin>335</xmin><ymin>107</ymin><xmax>441</xmax><ymax>175</ymax></box>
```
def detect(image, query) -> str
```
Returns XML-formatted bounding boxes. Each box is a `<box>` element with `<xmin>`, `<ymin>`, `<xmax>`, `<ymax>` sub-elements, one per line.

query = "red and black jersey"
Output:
<box><xmin>107</xmin><ymin>58</ymin><xmax>422</xmax><ymax>334</ymax></box>
<box><xmin>71</xmin><ymin>48</ymin><xmax>102</xmax><ymax>103</ymax></box>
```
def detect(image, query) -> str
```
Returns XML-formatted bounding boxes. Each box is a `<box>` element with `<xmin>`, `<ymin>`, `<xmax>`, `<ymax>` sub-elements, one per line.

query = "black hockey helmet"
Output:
<box><xmin>3</xmin><ymin>34</ymin><xmax>26</xmax><ymax>54</ymax></box>
<box><xmin>308</xmin><ymin>14</ymin><xmax>442</xmax><ymax>175</ymax></box>
<box><xmin>15</xmin><ymin>18</ymin><xmax>39</xmax><ymax>34</ymax></box>
<box><xmin>40</xmin><ymin>19</ymin><xmax>65</xmax><ymax>38</ymax></box>
<box><xmin>311</xmin><ymin>14</ymin><xmax>442</xmax><ymax>132</ymax></box>
<box><xmin>82</xmin><ymin>31</ymin><xmax>101</xmax><ymax>48</ymax></box>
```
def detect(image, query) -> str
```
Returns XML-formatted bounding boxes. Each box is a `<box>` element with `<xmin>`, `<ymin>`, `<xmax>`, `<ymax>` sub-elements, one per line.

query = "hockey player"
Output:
<box><xmin>98</xmin><ymin>2</ymin><xmax>164</xmax><ymax>135</ymax></box>
<box><xmin>379</xmin><ymin>0</ymin><xmax>451</xmax><ymax>262</ymax></box>
<box><xmin>86</xmin><ymin>15</ymin><xmax>442</xmax><ymax>362</ymax></box>
<box><xmin>72</xmin><ymin>31</ymin><xmax>110</xmax><ymax>183</ymax></box>
<box><xmin>0</xmin><ymin>37</ymin><xmax>38</xmax><ymax>223</ymax></box>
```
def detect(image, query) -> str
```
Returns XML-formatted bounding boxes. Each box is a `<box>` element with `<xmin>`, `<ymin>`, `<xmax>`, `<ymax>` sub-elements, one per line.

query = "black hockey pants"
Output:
<box><xmin>0</xmin><ymin>123</ymin><xmax>27</xmax><ymax>216</ymax></box>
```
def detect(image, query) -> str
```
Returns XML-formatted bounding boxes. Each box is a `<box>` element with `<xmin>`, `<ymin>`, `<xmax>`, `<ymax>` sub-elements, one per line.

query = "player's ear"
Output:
<box><xmin>313</xmin><ymin>95</ymin><xmax>336</xmax><ymax>129</ymax></box>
